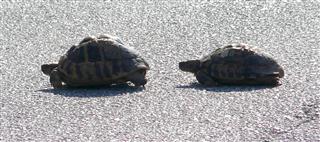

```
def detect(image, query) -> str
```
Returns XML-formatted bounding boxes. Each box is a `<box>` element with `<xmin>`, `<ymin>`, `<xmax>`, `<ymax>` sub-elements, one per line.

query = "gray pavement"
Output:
<box><xmin>1</xmin><ymin>1</ymin><xmax>320</xmax><ymax>141</ymax></box>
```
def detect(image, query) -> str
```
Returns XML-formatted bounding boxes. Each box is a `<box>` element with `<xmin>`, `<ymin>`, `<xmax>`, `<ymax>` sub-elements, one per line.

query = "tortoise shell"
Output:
<box><xmin>54</xmin><ymin>35</ymin><xmax>149</xmax><ymax>87</ymax></box>
<box><xmin>179</xmin><ymin>43</ymin><xmax>284</xmax><ymax>86</ymax></box>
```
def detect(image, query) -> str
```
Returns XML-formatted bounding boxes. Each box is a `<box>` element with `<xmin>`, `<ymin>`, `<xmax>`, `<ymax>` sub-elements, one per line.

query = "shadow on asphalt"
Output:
<box><xmin>37</xmin><ymin>84</ymin><xmax>144</xmax><ymax>97</ymax></box>
<box><xmin>176</xmin><ymin>82</ymin><xmax>276</xmax><ymax>92</ymax></box>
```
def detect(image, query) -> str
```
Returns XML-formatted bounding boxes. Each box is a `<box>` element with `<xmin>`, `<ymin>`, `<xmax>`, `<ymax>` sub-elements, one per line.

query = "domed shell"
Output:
<box><xmin>200</xmin><ymin>43</ymin><xmax>284</xmax><ymax>81</ymax></box>
<box><xmin>56</xmin><ymin>35</ymin><xmax>149</xmax><ymax>83</ymax></box>
<box><xmin>66</xmin><ymin>36</ymin><xmax>139</xmax><ymax>63</ymax></box>
<box><xmin>200</xmin><ymin>43</ymin><xmax>257</xmax><ymax>61</ymax></box>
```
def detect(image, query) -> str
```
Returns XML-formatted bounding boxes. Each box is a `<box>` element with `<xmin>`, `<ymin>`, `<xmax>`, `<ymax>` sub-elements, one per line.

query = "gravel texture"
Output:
<box><xmin>1</xmin><ymin>1</ymin><xmax>320</xmax><ymax>141</ymax></box>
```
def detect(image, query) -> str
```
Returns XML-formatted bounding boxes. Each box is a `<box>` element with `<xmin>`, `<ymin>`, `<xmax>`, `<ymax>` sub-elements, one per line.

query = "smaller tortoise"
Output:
<box><xmin>41</xmin><ymin>35</ymin><xmax>149</xmax><ymax>88</ymax></box>
<box><xmin>179</xmin><ymin>43</ymin><xmax>284</xmax><ymax>86</ymax></box>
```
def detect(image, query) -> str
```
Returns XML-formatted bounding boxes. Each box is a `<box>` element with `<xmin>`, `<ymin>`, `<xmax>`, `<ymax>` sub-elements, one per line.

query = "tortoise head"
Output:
<box><xmin>179</xmin><ymin>60</ymin><xmax>201</xmax><ymax>73</ymax></box>
<box><xmin>41</xmin><ymin>64</ymin><xmax>59</xmax><ymax>76</ymax></box>
<box><xmin>278</xmin><ymin>66</ymin><xmax>284</xmax><ymax>78</ymax></box>
<box><xmin>271</xmin><ymin>64</ymin><xmax>284</xmax><ymax>78</ymax></box>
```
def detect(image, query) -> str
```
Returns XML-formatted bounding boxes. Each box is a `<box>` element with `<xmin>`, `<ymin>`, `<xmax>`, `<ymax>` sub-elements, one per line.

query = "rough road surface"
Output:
<box><xmin>1</xmin><ymin>1</ymin><xmax>319</xmax><ymax>141</ymax></box>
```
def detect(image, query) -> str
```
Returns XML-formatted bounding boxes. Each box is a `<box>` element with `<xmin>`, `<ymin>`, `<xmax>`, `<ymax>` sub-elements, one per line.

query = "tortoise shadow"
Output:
<box><xmin>176</xmin><ymin>82</ymin><xmax>277</xmax><ymax>92</ymax></box>
<box><xmin>37</xmin><ymin>84</ymin><xmax>144</xmax><ymax>97</ymax></box>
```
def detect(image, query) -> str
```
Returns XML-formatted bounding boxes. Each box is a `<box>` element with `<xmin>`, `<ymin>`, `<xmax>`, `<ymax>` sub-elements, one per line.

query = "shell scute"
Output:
<box><xmin>86</xmin><ymin>43</ymin><xmax>101</xmax><ymax>62</ymax></box>
<box><xmin>102</xmin><ymin>61</ymin><xmax>112</xmax><ymax>79</ymax></box>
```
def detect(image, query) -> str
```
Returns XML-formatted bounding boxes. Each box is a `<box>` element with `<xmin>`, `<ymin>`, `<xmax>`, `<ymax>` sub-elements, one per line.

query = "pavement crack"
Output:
<box><xmin>268</xmin><ymin>102</ymin><xmax>319</xmax><ymax>137</ymax></box>
<box><xmin>286</xmin><ymin>102</ymin><xmax>320</xmax><ymax>133</ymax></box>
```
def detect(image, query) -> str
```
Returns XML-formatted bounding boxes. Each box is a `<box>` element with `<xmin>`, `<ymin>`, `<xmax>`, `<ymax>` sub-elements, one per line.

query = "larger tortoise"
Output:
<box><xmin>41</xmin><ymin>35</ymin><xmax>149</xmax><ymax>88</ymax></box>
<box><xmin>179</xmin><ymin>43</ymin><xmax>284</xmax><ymax>86</ymax></box>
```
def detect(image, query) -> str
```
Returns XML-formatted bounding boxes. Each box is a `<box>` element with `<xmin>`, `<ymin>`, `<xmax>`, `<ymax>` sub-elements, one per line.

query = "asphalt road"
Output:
<box><xmin>1</xmin><ymin>1</ymin><xmax>320</xmax><ymax>141</ymax></box>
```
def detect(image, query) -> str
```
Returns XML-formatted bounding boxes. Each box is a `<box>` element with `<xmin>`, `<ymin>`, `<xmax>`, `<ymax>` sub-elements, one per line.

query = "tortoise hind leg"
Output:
<box><xmin>50</xmin><ymin>69</ymin><xmax>63</xmax><ymax>88</ymax></box>
<box><xmin>195</xmin><ymin>71</ymin><xmax>219</xmax><ymax>86</ymax></box>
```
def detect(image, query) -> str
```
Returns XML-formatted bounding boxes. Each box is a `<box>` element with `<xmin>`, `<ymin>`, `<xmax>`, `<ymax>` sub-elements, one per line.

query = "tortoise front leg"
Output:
<box><xmin>195</xmin><ymin>71</ymin><xmax>219</xmax><ymax>86</ymax></box>
<box><xmin>50</xmin><ymin>69</ymin><xmax>63</xmax><ymax>88</ymax></box>
<box><xmin>127</xmin><ymin>70</ymin><xmax>147</xmax><ymax>87</ymax></box>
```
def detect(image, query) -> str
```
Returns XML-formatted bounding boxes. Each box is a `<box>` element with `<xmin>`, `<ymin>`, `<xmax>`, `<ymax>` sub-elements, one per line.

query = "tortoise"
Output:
<box><xmin>41</xmin><ymin>34</ymin><xmax>150</xmax><ymax>88</ymax></box>
<box><xmin>179</xmin><ymin>43</ymin><xmax>284</xmax><ymax>86</ymax></box>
